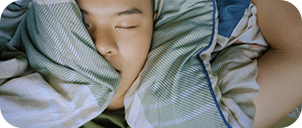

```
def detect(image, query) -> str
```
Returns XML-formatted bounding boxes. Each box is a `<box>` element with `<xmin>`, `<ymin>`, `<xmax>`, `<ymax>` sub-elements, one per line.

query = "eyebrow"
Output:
<box><xmin>116</xmin><ymin>8</ymin><xmax>143</xmax><ymax>16</ymax></box>
<box><xmin>79</xmin><ymin>7</ymin><xmax>143</xmax><ymax>16</ymax></box>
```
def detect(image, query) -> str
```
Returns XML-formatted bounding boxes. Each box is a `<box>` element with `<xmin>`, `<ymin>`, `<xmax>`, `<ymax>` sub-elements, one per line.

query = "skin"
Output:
<box><xmin>77</xmin><ymin>0</ymin><xmax>302</xmax><ymax>126</ymax></box>
<box><xmin>76</xmin><ymin>0</ymin><xmax>156</xmax><ymax>111</ymax></box>
<box><xmin>251</xmin><ymin>0</ymin><xmax>302</xmax><ymax>127</ymax></box>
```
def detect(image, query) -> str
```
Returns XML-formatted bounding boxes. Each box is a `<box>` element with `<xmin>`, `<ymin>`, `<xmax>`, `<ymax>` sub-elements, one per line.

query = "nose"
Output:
<box><xmin>92</xmin><ymin>28</ymin><xmax>118</xmax><ymax>57</ymax></box>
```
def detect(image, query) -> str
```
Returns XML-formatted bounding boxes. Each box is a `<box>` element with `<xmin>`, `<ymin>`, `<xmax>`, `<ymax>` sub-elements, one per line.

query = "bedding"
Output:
<box><xmin>124</xmin><ymin>2</ymin><xmax>267</xmax><ymax>128</ymax></box>
<box><xmin>123</xmin><ymin>0</ymin><xmax>227</xmax><ymax>127</ymax></box>
<box><xmin>0</xmin><ymin>0</ymin><xmax>112</xmax><ymax>127</ymax></box>
<box><xmin>0</xmin><ymin>0</ymin><xmax>276</xmax><ymax>128</ymax></box>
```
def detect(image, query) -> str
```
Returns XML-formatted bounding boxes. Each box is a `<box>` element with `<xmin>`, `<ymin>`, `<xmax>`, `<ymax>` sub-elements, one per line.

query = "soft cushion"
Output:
<box><xmin>124</xmin><ymin>0</ymin><xmax>230</xmax><ymax>127</ymax></box>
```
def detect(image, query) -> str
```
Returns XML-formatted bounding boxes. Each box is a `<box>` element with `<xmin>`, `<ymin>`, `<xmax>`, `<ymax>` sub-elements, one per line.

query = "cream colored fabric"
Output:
<box><xmin>123</xmin><ymin>0</ymin><xmax>229</xmax><ymax>127</ymax></box>
<box><xmin>209</xmin><ymin>2</ymin><xmax>268</xmax><ymax>127</ymax></box>
<box><xmin>215</xmin><ymin>3</ymin><xmax>268</xmax><ymax>52</ymax></box>
<box><xmin>0</xmin><ymin>51</ymin><xmax>102</xmax><ymax>128</ymax></box>
<box><xmin>211</xmin><ymin>44</ymin><xmax>267</xmax><ymax>128</ymax></box>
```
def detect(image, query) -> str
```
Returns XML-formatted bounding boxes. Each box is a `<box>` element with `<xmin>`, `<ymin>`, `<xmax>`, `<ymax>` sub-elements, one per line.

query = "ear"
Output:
<box><xmin>153</xmin><ymin>12</ymin><xmax>158</xmax><ymax>20</ymax></box>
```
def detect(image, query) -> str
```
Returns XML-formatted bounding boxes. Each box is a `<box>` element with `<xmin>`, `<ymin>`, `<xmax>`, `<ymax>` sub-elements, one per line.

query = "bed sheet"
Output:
<box><xmin>0</xmin><ymin>0</ymin><xmax>282</xmax><ymax>128</ymax></box>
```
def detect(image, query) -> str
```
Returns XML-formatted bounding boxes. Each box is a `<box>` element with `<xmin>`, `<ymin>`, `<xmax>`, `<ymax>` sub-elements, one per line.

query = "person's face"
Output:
<box><xmin>77</xmin><ymin>0</ymin><xmax>155</xmax><ymax>103</ymax></box>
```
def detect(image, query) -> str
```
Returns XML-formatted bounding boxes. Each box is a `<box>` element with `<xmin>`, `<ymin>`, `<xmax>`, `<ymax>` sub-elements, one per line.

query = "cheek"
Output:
<box><xmin>119</xmin><ymin>37</ymin><xmax>151</xmax><ymax>67</ymax></box>
<box><xmin>122</xmin><ymin>41</ymin><xmax>150</xmax><ymax>61</ymax></box>
<box><xmin>135</xmin><ymin>31</ymin><xmax>152</xmax><ymax>55</ymax></box>
<box><xmin>123</xmin><ymin>27</ymin><xmax>153</xmax><ymax>54</ymax></box>
<box><xmin>119</xmin><ymin>20</ymin><xmax>153</xmax><ymax>63</ymax></box>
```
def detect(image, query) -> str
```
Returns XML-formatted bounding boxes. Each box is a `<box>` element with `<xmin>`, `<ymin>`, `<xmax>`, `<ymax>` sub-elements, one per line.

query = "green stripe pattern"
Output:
<box><xmin>21</xmin><ymin>1</ymin><xmax>120</xmax><ymax>112</ymax></box>
<box><xmin>1</xmin><ymin>0</ymin><xmax>229</xmax><ymax>127</ymax></box>
<box><xmin>135</xmin><ymin>0</ymin><xmax>228</xmax><ymax>127</ymax></box>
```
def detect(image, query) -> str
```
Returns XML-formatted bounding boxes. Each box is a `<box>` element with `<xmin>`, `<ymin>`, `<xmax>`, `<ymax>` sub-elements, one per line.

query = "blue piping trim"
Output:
<box><xmin>197</xmin><ymin>0</ymin><xmax>231</xmax><ymax>128</ymax></box>
<box><xmin>75</xmin><ymin>0</ymin><xmax>88</xmax><ymax>29</ymax></box>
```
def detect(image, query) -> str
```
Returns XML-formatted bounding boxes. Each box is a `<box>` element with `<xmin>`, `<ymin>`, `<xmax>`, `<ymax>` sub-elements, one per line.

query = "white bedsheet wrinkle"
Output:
<box><xmin>211</xmin><ymin>44</ymin><xmax>266</xmax><ymax>128</ymax></box>
<box><xmin>0</xmin><ymin>71</ymin><xmax>102</xmax><ymax>128</ymax></box>
<box><xmin>0</xmin><ymin>50</ymin><xmax>102</xmax><ymax>127</ymax></box>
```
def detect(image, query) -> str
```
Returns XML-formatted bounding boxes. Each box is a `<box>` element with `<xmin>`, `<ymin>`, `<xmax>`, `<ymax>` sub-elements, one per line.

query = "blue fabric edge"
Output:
<box><xmin>197</xmin><ymin>0</ymin><xmax>231</xmax><ymax>127</ymax></box>
<box><xmin>216</xmin><ymin>0</ymin><xmax>251</xmax><ymax>38</ymax></box>
<box><xmin>74</xmin><ymin>0</ymin><xmax>88</xmax><ymax>29</ymax></box>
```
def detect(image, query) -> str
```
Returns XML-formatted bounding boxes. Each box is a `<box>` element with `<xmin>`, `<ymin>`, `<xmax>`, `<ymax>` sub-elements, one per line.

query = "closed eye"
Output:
<box><xmin>119</xmin><ymin>26</ymin><xmax>137</xmax><ymax>30</ymax></box>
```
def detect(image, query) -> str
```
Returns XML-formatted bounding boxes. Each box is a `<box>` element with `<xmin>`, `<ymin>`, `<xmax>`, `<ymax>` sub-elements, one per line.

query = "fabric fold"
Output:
<box><xmin>1</xmin><ymin>0</ymin><xmax>120</xmax><ymax>127</ymax></box>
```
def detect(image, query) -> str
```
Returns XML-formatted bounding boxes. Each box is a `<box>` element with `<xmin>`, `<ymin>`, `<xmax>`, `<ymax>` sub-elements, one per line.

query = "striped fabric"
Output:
<box><xmin>23</xmin><ymin>0</ymin><xmax>120</xmax><ymax>107</ymax></box>
<box><xmin>124</xmin><ymin>0</ymin><xmax>229</xmax><ymax>127</ymax></box>
<box><xmin>0</xmin><ymin>0</ymin><xmax>260</xmax><ymax>128</ymax></box>
<box><xmin>1</xmin><ymin>0</ymin><xmax>117</xmax><ymax>127</ymax></box>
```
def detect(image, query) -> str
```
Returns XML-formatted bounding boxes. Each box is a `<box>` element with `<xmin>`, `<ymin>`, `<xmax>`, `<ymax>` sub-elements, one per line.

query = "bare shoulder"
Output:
<box><xmin>252</xmin><ymin>0</ymin><xmax>302</xmax><ymax>52</ymax></box>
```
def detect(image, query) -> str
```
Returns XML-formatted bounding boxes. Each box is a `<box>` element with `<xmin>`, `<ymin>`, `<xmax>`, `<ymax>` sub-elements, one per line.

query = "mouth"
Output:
<box><xmin>111</xmin><ymin>65</ymin><xmax>121</xmax><ymax>74</ymax></box>
<box><xmin>116</xmin><ymin>70</ymin><xmax>121</xmax><ymax>74</ymax></box>
<box><xmin>114</xmin><ymin>68</ymin><xmax>121</xmax><ymax>74</ymax></box>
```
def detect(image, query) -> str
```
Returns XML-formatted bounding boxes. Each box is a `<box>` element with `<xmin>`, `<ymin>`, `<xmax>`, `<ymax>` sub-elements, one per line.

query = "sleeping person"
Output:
<box><xmin>76</xmin><ymin>0</ymin><xmax>302</xmax><ymax>127</ymax></box>
<box><xmin>0</xmin><ymin>0</ymin><xmax>301</xmax><ymax>127</ymax></box>
<box><xmin>76</xmin><ymin>0</ymin><xmax>157</xmax><ymax>111</ymax></box>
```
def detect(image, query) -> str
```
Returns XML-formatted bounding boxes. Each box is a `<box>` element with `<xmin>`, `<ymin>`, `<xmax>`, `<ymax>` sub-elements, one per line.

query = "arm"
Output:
<box><xmin>251</xmin><ymin>0</ymin><xmax>302</xmax><ymax>127</ymax></box>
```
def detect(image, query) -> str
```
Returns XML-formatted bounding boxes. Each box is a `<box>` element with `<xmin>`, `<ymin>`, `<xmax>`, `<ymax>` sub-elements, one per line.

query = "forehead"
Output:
<box><xmin>77</xmin><ymin>0</ymin><xmax>152</xmax><ymax>14</ymax></box>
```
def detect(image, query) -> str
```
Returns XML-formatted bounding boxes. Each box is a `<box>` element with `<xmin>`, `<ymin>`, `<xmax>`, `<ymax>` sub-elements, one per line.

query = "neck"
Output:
<box><xmin>106</xmin><ymin>93</ymin><xmax>126</xmax><ymax>111</ymax></box>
